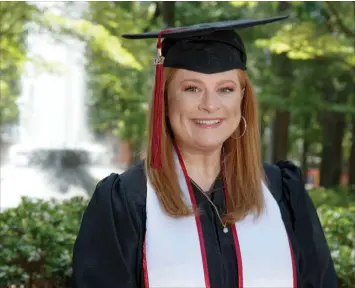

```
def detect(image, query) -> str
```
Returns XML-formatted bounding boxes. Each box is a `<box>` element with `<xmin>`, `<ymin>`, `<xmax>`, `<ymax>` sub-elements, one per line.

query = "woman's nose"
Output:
<box><xmin>198</xmin><ymin>91</ymin><xmax>221</xmax><ymax>113</ymax></box>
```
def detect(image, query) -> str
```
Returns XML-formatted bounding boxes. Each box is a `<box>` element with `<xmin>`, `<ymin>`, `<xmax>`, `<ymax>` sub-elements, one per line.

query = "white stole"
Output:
<box><xmin>145</xmin><ymin>153</ymin><xmax>295</xmax><ymax>288</ymax></box>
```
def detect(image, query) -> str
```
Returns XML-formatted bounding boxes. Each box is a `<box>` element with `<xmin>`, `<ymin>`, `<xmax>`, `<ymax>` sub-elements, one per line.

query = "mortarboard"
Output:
<box><xmin>122</xmin><ymin>15</ymin><xmax>289</xmax><ymax>169</ymax></box>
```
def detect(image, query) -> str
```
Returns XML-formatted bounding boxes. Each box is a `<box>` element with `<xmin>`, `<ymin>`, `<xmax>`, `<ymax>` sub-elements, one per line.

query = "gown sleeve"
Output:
<box><xmin>277</xmin><ymin>161</ymin><xmax>338</xmax><ymax>288</ymax></box>
<box><xmin>71</xmin><ymin>172</ymin><xmax>145</xmax><ymax>288</ymax></box>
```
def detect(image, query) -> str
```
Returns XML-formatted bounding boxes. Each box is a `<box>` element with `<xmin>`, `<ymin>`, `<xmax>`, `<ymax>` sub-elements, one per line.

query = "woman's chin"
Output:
<box><xmin>191</xmin><ymin>137</ymin><xmax>225</xmax><ymax>151</ymax></box>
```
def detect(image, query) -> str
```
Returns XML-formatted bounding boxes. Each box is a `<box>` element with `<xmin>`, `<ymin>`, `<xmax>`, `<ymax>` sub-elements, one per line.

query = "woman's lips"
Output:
<box><xmin>192</xmin><ymin>118</ymin><xmax>224</xmax><ymax>128</ymax></box>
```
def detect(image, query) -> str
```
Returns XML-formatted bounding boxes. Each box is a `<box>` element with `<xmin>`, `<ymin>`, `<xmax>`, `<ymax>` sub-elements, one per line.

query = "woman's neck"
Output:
<box><xmin>178</xmin><ymin>144</ymin><xmax>222</xmax><ymax>192</ymax></box>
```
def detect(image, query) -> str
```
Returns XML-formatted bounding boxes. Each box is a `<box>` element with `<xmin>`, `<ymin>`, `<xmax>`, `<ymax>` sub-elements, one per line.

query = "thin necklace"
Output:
<box><xmin>190</xmin><ymin>178</ymin><xmax>229</xmax><ymax>234</ymax></box>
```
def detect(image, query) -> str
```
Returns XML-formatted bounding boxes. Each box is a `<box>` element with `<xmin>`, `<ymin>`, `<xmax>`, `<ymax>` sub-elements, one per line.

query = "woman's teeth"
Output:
<box><xmin>194</xmin><ymin>119</ymin><xmax>221</xmax><ymax>125</ymax></box>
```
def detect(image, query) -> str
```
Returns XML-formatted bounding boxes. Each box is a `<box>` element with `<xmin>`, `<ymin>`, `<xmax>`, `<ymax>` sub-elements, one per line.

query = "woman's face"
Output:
<box><xmin>167</xmin><ymin>69</ymin><xmax>244</xmax><ymax>151</ymax></box>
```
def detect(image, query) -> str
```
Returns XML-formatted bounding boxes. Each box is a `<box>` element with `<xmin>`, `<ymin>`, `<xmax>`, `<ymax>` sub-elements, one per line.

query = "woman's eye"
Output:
<box><xmin>219</xmin><ymin>87</ymin><xmax>234</xmax><ymax>93</ymax></box>
<box><xmin>184</xmin><ymin>86</ymin><xmax>199</xmax><ymax>93</ymax></box>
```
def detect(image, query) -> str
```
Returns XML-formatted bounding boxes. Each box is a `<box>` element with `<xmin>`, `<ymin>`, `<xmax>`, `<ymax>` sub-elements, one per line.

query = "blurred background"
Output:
<box><xmin>0</xmin><ymin>1</ymin><xmax>354</xmax><ymax>287</ymax></box>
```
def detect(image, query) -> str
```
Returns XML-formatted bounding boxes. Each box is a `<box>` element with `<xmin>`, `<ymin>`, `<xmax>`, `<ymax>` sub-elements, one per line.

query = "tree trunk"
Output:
<box><xmin>270</xmin><ymin>109</ymin><xmax>291</xmax><ymax>162</ymax></box>
<box><xmin>319</xmin><ymin>111</ymin><xmax>346</xmax><ymax>187</ymax></box>
<box><xmin>319</xmin><ymin>82</ymin><xmax>347</xmax><ymax>188</ymax></box>
<box><xmin>348</xmin><ymin>113</ymin><xmax>355</xmax><ymax>190</ymax></box>
<box><xmin>269</xmin><ymin>1</ymin><xmax>292</xmax><ymax>163</ymax></box>
<box><xmin>301</xmin><ymin>115</ymin><xmax>311</xmax><ymax>183</ymax></box>
<box><xmin>161</xmin><ymin>1</ymin><xmax>175</xmax><ymax>27</ymax></box>
<box><xmin>269</xmin><ymin>52</ymin><xmax>292</xmax><ymax>163</ymax></box>
<box><xmin>260</xmin><ymin>111</ymin><xmax>269</xmax><ymax>162</ymax></box>
<box><xmin>118</xmin><ymin>141</ymin><xmax>133</xmax><ymax>169</ymax></box>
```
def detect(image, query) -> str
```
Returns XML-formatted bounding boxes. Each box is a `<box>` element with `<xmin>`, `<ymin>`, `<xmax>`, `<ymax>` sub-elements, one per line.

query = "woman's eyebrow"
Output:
<box><xmin>179</xmin><ymin>78</ymin><xmax>204</xmax><ymax>85</ymax></box>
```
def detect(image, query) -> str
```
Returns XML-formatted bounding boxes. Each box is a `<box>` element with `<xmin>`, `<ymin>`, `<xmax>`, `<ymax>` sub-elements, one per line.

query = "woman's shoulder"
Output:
<box><xmin>263</xmin><ymin>160</ymin><xmax>312</xmax><ymax>217</ymax></box>
<box><xmin>93</xmin><ymin>160</ymin><xmax>147</xmax><ymax>209</ymax></box>
<box><xmin>265</xmin><ymin>163</ymin><xmax>338</xmax><ymax>286</ymax></box>
<box><xmin>263</xmin><ymin>160</ymin><xmax>319</xmax><ymax>237</ymax></box>
<box><xmin>72</xmin><ymin>161</ymin><xmax>148</xmax><ymax>286</ymax></box>
<box><xmin>263</xmin><ymin>160</ymin><xmax>306</xmax><ymax>196</ymax></box>
<box><xmin>263</xmin><ymin>160</ymin><xmax>304</xmax><ymax>181</ymax></box>
<box><xmin>275</xmin><ymin>160</ymin><xmax>305</xmax><ymax>183</ymax></box>
<box><xmin>274</xmin><ymin>160</ymin><xmax>309</xmax><ymax>204</ymax></box>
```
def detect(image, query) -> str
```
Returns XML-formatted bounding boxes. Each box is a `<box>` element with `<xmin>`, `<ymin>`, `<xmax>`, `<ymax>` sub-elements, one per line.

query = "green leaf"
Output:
<box><xmin>40</xmin><ymin>13</ymin><xmax>143</xmax><ymax>70</ymax></box>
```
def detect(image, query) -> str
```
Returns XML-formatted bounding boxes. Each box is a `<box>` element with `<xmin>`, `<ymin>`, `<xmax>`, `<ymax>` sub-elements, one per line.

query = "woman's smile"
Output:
<box><xmin>191</xmin><ymin>118</ymin><xmax>225</xmax><ymax>128</ymax></box>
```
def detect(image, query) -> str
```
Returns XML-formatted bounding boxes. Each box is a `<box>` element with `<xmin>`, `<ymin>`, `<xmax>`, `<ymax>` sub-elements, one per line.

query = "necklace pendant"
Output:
<box><xmin>223</xmin><ymin>226</ymin><xmax>228</xmax><ymax>233</ymax></box>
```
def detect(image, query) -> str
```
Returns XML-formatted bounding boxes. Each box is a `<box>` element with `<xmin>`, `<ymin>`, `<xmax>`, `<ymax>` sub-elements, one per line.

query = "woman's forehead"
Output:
<box><xmin>171</xmin><ymin>69</ymin><xmax>239</xmax><ymax>83</ymax></box>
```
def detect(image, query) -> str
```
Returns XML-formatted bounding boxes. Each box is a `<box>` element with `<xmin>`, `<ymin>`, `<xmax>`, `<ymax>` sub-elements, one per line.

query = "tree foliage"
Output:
<box><xmin>0</xmin><ymin>2</ymin><xmax>38</xmax><ymax>126</ymax></box>
<box><xmin>83</xmin><ymin>2</ymin><xmax>156</xmax><ymax>148</ymax></box>
<box><xmin>1</xmin><ymin>1</ymin><xmax>354</xmax><ymax>185</ymax></box>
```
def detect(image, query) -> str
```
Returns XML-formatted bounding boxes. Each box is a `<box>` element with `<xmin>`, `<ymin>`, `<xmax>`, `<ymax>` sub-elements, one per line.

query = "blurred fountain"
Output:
<box><xmin>0</xmin><ymin>3</ymin><xmax>121</xmax><ymax>212</ymax></box>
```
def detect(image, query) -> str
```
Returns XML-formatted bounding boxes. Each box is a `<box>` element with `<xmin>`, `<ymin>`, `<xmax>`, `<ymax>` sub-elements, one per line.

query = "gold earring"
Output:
<box><xmin>231</xmin><ymin>116</ymin><xmax>247</xmax><ymax>140</ymax></box>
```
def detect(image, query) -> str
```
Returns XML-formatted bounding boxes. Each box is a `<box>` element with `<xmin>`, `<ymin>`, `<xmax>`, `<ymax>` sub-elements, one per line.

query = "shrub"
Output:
<box><xmin>316</xmin><ymin>205</ymin><xmax>355</xmax><ymax>288</ymax></box>
<box><xmin>0</xmin><ymin>196</ymin><xmax>88</xmax><ymax>288</ymax></box>
<box><xmin>309</xmin><ymin>186</ymin><xmax>355</xmax><ymax>208</ymax></box>
<box><xmin>310</xmin><ymin>187</ymin><xmax>355</xmax><ymax>287</ymax></box>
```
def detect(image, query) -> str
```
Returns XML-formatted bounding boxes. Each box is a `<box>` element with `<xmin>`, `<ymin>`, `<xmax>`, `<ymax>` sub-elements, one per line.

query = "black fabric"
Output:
<box><xmin>190</xmin><ymin>176</ymin><xmax>239</xmax><ymax>288</ymax></box>
<box><xmin>72</xmin><ymin>160</ymin><xmax>338</xmax><ymax>288</ymax></box>
<box><xmin>162</xmin><ymin>34</ymin><xmax>247</xmax><ymax>74</ymax></box>
<box><xmin>121</xmin><ymin>16</ymin><xmax>289</xmax><ymax>39</ymax></box>
<box><xmin>277</xmin><ymin>161</ymin><xmax>338</xmax><ymax>288</ymax></box>
<box><xmin>121</xmin><ymin>16</ymin><xmax>288</xmax><ymax>74</ymax></box>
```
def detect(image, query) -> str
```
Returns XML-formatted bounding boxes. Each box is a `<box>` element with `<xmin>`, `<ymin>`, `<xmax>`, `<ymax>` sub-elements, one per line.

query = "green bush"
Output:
<box><xmin>0</xmin><ymin>196</ymin><xmax>88</xmax><ymax>288</ymax></box>
<box><xmin>310</xmin><ymin>187</ymin><xmax>355</xmax><ymax>287</ymax></box>
<box><xmin>0</xmin><ymin>189</ymin><xmax>354</xmax><ymax>287</ymax></box>
<box><xmin>317</xmin><ymin>205</ymin><xmax>355</xmax><ymax>287</ymax></box>
<box><xmin>309</xmin><ymin>186</ymin><xmax>355</xmax><ymax>208</ymax></box>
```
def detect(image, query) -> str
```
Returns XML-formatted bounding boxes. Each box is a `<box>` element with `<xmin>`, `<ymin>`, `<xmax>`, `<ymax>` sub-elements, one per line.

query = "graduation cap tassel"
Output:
<box><xmin>151</xmin><ymin>31</ymin><xmax>165</xmax><ymax>169</ymax></box>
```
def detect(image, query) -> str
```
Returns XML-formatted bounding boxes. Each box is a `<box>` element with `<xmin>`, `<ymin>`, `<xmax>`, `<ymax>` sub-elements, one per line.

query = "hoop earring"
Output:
<box><xmin>231</xmin><ymin>116</ymin><xmax>247</xmax><ymax>140</ymax></box>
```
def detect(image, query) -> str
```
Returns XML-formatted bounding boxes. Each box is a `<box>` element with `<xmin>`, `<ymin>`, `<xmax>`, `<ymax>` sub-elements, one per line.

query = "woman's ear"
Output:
<box><xmin>241</xmin><ymin>88</ymin><xmax>245</xmax><ymax>97</ymax></box>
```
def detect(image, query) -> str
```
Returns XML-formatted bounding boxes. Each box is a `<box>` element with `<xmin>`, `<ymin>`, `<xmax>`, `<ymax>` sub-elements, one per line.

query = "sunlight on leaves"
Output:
<box><xmin>41</xmin><ymin>13</ymin><xmax>143</xmax><ymax>70</ymax></box>
<box><xmin>255</xmin><ymin>21</ymin><xmax>355</xmax><ymax>67</ymax></box>
<box><xmin>229</xmin><ymin>2</ymin><xmax>257</xmax><ymax>8</ymax></box>
<box><xmin>0</xmin><ymin>80</ymin><xmax>9</xmax><ymax>96</ymax></box>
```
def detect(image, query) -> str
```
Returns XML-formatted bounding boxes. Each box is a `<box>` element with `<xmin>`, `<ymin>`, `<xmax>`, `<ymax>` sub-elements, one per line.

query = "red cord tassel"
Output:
<box><xmin>151</xmin><ymin>32</ymin><xmax>164</xmax><ymax>169</ymax></box>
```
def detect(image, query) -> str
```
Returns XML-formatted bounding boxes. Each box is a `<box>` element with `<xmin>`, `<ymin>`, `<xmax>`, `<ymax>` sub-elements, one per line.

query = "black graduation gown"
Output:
<box><xmin>71</xmin><ymin>160</ymin><xmax>338</xmax><ymax>288</ymax></box>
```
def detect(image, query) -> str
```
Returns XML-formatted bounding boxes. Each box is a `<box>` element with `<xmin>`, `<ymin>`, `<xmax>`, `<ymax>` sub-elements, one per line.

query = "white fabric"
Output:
<box><xmin>237</xmin><ymin>181</ymin><xmax>294</xmax><ymax>287</ymax></box>
<box><xmin>145</xmin><ymin>152</ymin><xmax>294</xmax><ymax>287</ymax></box>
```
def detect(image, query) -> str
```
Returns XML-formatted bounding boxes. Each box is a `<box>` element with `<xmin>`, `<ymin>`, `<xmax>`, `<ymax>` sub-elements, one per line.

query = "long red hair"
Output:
<box><xmin>145</xmin><ymin>68</ymin><xmax>264</xmax><ymax>223</ymax></box>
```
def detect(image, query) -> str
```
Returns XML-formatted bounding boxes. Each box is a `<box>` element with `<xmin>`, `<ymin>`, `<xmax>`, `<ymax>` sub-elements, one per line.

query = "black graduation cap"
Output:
<box><xmin>122</xmin><ymin>15</ymin><xmax>289</xmax><ymax>168</ymax></box>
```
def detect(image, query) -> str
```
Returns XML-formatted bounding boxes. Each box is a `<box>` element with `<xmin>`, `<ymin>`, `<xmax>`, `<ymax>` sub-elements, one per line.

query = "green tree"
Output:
<box><xmin>255</xmin><ymin>1</ymin><xmax>354</xmax><ymax>186</ymax></box>
<box><xmin>83</xmin><ymin>1</ymin><xmax>157</xmax><ymax>164</ymax></box>
<box><xmin>0</xmin><ymin>2</ymin><xmax>37</xmax><ymax>126</ymax></box>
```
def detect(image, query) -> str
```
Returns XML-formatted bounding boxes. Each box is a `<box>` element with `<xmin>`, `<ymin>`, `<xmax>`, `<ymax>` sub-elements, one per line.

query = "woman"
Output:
<box><xmin>72</xmin><ymin>16</ymin><xmax>337</xmax><ymax>288</ymax></box>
